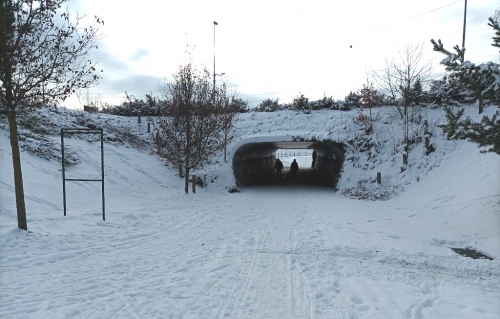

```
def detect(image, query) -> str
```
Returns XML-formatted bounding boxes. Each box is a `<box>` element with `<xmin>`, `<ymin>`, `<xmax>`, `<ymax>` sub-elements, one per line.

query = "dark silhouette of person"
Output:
<box><xmin>312</xmin><ymin>150</ymin><xmax>316</xmax><ymax>167</ymax></box>
<box><xmin>290</xmin><ymin>159</ymin><xmax>299</xmax><ymax>180</ymax></box>
<box><xmin>274</xmin><ymin>158</ymin><xmax>284</xmax><ymax>180</ymax></box>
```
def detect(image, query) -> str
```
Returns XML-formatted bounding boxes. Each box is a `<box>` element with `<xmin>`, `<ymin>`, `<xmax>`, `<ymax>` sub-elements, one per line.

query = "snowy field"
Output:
<box><xmin>1</xmin><ymin>106</ymin><xmax>499</xmax><ymax>318</ymax></box>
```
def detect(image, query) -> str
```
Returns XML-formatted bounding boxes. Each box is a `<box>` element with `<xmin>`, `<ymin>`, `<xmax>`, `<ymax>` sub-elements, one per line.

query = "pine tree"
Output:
<box><xmin>428</xmin><ymin>76</ymin><xmax>474</xmax><ymax>105</ymax></box>
<box><xmin>439</xmin><ymin>106</ymin><xmax>465</xmax><ymax>139</ymax></box>
<box><xmin>293</xmin><ymin>93</ymin><xmax>310</xmax><ymax>113</ymax></box>
<box><xmin>410</xmin><ymin>78</ymin><xmax>423</xmax><ymax>105</ymax></box>
<box><xmin>489</xmin><ymin>17</ymin><xmax>500</xmax><ymax>51</ymax></box>
<box><xmin>344</xmin><ymin>91</ymin><xmax>360</xmax><ymax>109</ymax></box>
<box><xmin>439</xmin><ymin>106</ymin><xmax>500</xmax><ymax>154</ymax></box>
<box><xmin>431</xmin><ymin>18</ymin><xmax>500</xmax><ymax>114</ymax></box>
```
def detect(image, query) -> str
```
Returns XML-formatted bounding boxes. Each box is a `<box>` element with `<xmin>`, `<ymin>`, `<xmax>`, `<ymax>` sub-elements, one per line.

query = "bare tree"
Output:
<box><xmin>0</xmin><ymin>0</ymin><xmax>103</xmax><ymax>230</ymax></box>
<box><xmin>374</xmin><ymin>43</ymin><xmax>432</xmax><ymax>163</ymax></box>
<box><xmin>359</xmin><ymin>78</ymin><xmax>383</xmax><ymax>133</ymax></box>
<box><xmin>152</xmin><ymin>62</ymin><xmax>236</xmax><ymax>193</ymax></box>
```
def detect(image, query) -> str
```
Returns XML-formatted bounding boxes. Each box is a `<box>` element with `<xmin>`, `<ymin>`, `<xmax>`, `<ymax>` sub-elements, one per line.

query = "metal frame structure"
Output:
<box><xmin>61</xmin><ymin>128</ymin><xmax>105</xmax><ymax>220</ymax></box>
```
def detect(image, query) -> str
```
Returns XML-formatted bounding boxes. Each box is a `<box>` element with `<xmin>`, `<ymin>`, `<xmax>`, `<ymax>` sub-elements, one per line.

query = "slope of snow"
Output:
<box><xmin>0</xmin><ymin>105</ymin><xmax>499</xmax><ymax>319</ymax></box>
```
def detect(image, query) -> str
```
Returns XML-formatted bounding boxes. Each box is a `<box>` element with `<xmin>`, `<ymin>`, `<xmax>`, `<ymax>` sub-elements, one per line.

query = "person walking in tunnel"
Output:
<box><xmin>274</xmin><ymin>158</ymin><xmax>284</xmax><ymax>180</ymax></box>
<box><xmin>290</xmin><ymin>159</ymin><xmax>299</xmax><ymax>180</ymax></box>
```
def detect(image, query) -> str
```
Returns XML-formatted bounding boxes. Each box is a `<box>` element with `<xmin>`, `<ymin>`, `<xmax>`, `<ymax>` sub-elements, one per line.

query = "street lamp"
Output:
<box><xmin>213</xmin><ymin>21</ymin><xmax>218</xmax><ymax>90</ymax></box>
<box><xmin>461</xmin><ymin>0</ymin><xmax>467</xmax><ymax>61</ymax></box>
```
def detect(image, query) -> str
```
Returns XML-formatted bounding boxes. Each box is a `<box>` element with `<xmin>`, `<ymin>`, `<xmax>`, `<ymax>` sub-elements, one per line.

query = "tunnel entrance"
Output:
<box><xmin>232</xmin><ymin>139</ymin><xmax>345</xmax><ymax>189</ymax></box>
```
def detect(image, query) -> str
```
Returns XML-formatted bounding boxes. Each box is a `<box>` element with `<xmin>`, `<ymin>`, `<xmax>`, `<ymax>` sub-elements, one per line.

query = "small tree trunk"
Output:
<box><xmin>478</xmin><ymin>97</ymin><xmax>483</xmax><ymax>114</ymax></box>
<box><xmin>7</xmin><ymin>106</ymin><xmax>28</xmax><ymax>230</ymax></box>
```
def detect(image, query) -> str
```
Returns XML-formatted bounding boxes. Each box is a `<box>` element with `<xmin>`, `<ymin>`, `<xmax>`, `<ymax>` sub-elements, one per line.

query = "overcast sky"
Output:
<box><xmin>65</xmin><ymin>0</ymin><xmax>499</xmax><ymax>108</ymax></box>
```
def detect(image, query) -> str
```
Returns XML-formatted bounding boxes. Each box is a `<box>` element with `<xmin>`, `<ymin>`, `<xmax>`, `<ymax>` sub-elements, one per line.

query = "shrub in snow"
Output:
<box><xmin>310</xmin><ymin>94</ymin><xmax>335</xmax><ymax>110</ymax></box>
<box><xmin>229</xmin><ymin>97</ymin><xmax>250</xmax><ymax>113</ymax></box>
<box><xmin>342</xmin><ymin>179</ymin><xmax>402</xmax><ymax>201</ymax></box>
<box><xmin>292</xmin><ymin>93</ymin><xmax>311</xmax><ymax>113</ymax></box>
<box><xmin>101</xmin><ymin>93</ymin><xmax>167</xmax><ymax>116</ymax></box>
<box><xmin>343</xmin><ymin>91</ymin><xmax>360</xmax><ymax>110</ymax></box>
<box><xmin>255</xmin><ymin>98</ymin><xmax>281</xmax><ymax>112</ymax></box>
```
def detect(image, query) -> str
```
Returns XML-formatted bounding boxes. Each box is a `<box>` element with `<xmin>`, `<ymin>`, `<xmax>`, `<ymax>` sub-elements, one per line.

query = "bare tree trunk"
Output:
<box><xmin>6</xmin><ymin>106</ymin><xmax>27</xmax><ymax>231</ymax></box>
<box><xmin>478</xmin><ymin>96</ymin><xmax>484</xmax><ymax>114</ymax></box>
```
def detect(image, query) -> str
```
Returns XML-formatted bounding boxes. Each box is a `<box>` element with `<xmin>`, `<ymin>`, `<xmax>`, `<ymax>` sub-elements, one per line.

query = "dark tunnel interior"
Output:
<box><xmin>232</xmin><ymin>141</ymin><xmax>345</xmax><ymax>189</ymax></box>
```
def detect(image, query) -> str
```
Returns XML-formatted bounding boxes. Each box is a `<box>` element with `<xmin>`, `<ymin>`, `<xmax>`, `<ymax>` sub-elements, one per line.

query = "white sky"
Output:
<box><xmin>65</xmin><ymin>0</ymin><xmax>499</xmax><ymax>108</ymax></box>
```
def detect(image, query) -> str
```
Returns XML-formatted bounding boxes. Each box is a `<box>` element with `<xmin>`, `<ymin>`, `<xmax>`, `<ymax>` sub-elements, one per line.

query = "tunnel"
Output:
<box><xmin>232</xmin><ymin>138</ymin><xmax>345</xmax><ymax>189</ymax></box>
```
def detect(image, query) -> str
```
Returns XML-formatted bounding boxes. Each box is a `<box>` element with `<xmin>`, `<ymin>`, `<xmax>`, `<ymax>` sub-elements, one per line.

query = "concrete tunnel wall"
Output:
<box><xmin>232</xmin><ymin>140</ymin><xmax>345</xmax><ymax>188</ymax></box>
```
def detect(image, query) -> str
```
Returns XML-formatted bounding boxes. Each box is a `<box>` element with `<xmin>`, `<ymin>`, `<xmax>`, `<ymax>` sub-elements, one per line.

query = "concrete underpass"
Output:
<box><xmin>232</xmin><ymin>140</ymin><xmax>345</xmax><ymax>189</ymax></box>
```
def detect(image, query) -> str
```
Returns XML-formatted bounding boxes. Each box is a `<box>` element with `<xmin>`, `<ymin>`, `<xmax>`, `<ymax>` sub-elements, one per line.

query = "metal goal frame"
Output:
<box><xmin>61</xmin><ymin>128</ymin><xmax>105</xmax><ymax>221</ymax></box>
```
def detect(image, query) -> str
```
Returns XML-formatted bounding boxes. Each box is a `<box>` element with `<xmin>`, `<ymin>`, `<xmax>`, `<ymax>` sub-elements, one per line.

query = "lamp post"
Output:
<box><xmin>213</xmin><ymin>21</ymin><xmax>218</xmax><ymax>90</ymax></box>
<box><xmin>461</xmin><ymin>0</ymin><xmax>467</xmax><ymax>61</ymax></box>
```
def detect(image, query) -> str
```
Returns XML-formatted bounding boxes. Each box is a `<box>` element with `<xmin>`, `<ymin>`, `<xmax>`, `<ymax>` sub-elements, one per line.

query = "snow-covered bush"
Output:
<box><xmin>343</xmin><ymin>91</ymin><xmax>360</xmax><ymax>110</ymax></box>
<box><xmin>426</xmin><ymin>76</ymin><xmax>475</xmax><ymax>106</ymax></box>
<box><xmin>292</xmin><ymin>93</ymin><xmax>311</xmax><ymax>113</ymax></box>
<box><xmin>255</xmin><ymin>98</ymin><xmax>281</xmax><ymax>112</ymax></box>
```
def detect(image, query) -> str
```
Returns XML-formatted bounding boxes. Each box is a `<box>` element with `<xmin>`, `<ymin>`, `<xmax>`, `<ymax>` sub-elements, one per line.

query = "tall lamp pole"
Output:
<box><xmin>461</xmin><ymin>0</ymin><xmax>467</xmax><ymax>61</ymax></box>
<box><xmin>213</xmin><ymin>21</ymin><xmax>218</xmax><ymax>90</ymax></box>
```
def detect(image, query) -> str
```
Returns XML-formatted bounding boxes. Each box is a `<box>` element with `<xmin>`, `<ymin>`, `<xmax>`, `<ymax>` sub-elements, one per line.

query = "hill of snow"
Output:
<box><xmin>0</xmin><ymin>105</ymin><xmax>499</xmax><ymax>318</ymax></box>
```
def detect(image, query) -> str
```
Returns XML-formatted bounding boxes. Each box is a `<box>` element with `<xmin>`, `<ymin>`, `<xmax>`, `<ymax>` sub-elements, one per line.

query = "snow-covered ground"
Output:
<box><xmin>0</xmin><ymin>105</ymin><xmax>499</xmax><ymax>318</ymax></box>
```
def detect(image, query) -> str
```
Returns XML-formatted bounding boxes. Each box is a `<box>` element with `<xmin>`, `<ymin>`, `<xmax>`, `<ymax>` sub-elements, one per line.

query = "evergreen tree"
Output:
<box><xmin>256</xmin><ymin>98</ymin><xmax>280</xmax><ymax>112</ymax></box>
<box><xmin>292</xmin><ymin>93</ymin><xmax>310</xmax><ymax>113</ymax></box>
<box><xmin>489</xmin><ymin>16</ymin><xmax>500</xmax><ymax>51</ymax></box>
<box><xmin>431</xmin><ymin>18</ymin><xmax>500</xmax><ymax>113</ymax></box>
<box><xmin>410</xmin><ymin>78</ymin><xmax>423</xmax><ymax>105</ymax></box>
<box><xmin>440</xmin><ymin>106</ymin><xmax>500</xmax><ymax>154</ymax></box>
<box><xmin>311</xmin><ymin>94</ymin><xmax>334</xmax><ymax>110</ymax></box>
<box><xmin>427</xmin><ymin>76</ymin><xmax>474</xmax><ymax>105</ymax></box>
<box><xmin>228</xmin><ymin>97</ymin><xmax>249</xmax><ymax>113</ymax></box>
<box><xmin>439</xmin><ymin>106</ymin><xmax>465</xmax><ymax>139</ymax></box>
<box><xmin>344</xmin><ymin>91</ymin><xmax>360</xmax><ymax>109</ymax></box>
